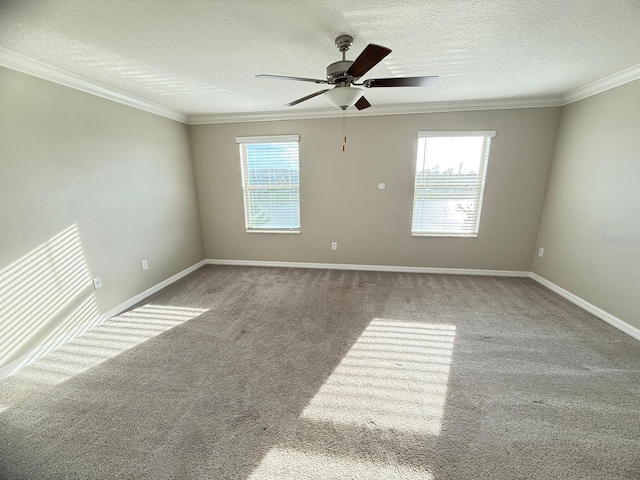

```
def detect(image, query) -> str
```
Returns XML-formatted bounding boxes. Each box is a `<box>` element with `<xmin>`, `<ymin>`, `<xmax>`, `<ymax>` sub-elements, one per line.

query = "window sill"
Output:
<box><xmin>246</xmin><ymin>230</ymin><xmax>301</xmax><ymax>234</ymax></box>
<box><xmin>411</xmin><ymin>233</ymin><xmax>478</xmax><ymax>238</ymax></box>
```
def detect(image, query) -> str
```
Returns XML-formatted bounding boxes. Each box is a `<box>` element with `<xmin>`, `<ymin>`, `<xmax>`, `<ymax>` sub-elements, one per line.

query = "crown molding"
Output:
<box><xmin>3</xmin><ymin>45</ymin><xmax>638</xmax><ymax>125</ymax></box>
<box><xmin>187</xmin><ymin>96</ymin><xmax>563</xmax><ymax>125</ymax></box>
<box><xmin>562</xmin><ymin>62</ymin><xmax>640</xmax><ymax>105</ymax></box>
<box><xmin>0</xmin><ymin>48</ymin><xmax>187</xmax><ymax>123</ymax></box>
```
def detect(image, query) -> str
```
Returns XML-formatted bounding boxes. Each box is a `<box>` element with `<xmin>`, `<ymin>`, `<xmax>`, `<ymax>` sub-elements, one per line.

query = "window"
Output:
<box><xmin>411</xmin><ymin>131</ymin><xmax>495</xmax><ymax>237</ymax></box>
<box><xmin>237</xmin><ymin>135</ymin><xmax>300</xmax><ymax>233</ymax></box>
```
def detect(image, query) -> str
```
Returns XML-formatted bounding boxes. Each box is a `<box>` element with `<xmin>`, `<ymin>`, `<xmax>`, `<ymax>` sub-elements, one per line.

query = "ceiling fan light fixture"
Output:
<box><xmin>324</xmin><ymin>87</ymin><xmax>364</xmax><ymax>109</ymax></box>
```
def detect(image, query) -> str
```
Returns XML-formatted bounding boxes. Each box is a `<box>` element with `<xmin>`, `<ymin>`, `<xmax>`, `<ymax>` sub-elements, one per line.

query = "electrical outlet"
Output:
<box><xmin>378</xmin><ymin>183</ymin><xmax>385</xmax><ymax>190</ymax></box>
<box><xmin>92</xmin><ymin>277</ymin><xmax>103</xmax><ymax>289</ymax></box>
<box><xmin>331</xmin><ymin>242</ymin><xmax>338</xmax><ymax>251</ymax></box>
<box><xmin>141</xmin><ymin>259</ymin><xmax>149</xmax><ymax>271</ymax></box>
<box><xmin>538</xmin><ymin>248</ymin><xmax>544</xmax><ymax>258</ymax></box>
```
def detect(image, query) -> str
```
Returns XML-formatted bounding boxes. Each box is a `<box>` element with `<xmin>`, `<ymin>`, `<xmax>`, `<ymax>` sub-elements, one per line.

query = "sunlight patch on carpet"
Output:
<box><xmin>301</xmin><ymin>319</ymin><xmax>456</xmax><ymax>435</ymax></box>
<box><xmin>0</xmin><ymin>304</ymin><xmax>208</xmax><ymax>412</ymax></box>
<box><xmin>247</xmin><ymin>447</ymin><xmax>435</xmax><ymax>480</ymax></box>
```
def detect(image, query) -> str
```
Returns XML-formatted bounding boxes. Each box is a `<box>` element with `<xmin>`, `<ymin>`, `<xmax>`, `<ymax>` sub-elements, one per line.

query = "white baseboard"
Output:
<box><xmin>0</xmin><ymin>308</ymin><xmax>110</xmax><ymax>381</ymax></box>
<box><xmin>101</xmin><ymin>260</ymin><xmax>205</xmax><ymax>319</ymax></box>
<box><xmin>529</xmin><ymin>272</ymin><xmax>640</xmax><ymax>342</ymax></box>
<box><xmin>204</xmin><ymin>258</ymin><xmax>530</xmax><ymax>277</ymax></box>
<box><xmin>0</xmin><ymin>260</ymin><xmax>205</xmax><ymax>380</ymax></box>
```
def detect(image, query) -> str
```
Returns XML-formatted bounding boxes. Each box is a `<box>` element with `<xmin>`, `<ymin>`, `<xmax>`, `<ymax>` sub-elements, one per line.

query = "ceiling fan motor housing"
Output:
<box><xmin>326</xmin><ymin>60</ymin><xmax>354</xmax><ymax>83</ymax></box>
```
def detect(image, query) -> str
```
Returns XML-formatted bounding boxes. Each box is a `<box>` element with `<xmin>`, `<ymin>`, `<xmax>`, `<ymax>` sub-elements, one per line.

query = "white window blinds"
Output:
<box><xmin>411</xmin><ymin>131</ymin><xmax>495</xmax><ymax>237</ymax></box>
<box><xmin>237</xmin><ymin>135</ymin><xmax>300</xmax><ymax>233</ymax></box>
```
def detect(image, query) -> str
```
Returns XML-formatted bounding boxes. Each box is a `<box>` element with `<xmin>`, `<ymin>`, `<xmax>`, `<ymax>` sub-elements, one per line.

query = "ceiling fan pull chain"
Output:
<box><xmin>342</xmin><ymin>108</ymin><xmax>347</xmax><ymax>152</ymax></box>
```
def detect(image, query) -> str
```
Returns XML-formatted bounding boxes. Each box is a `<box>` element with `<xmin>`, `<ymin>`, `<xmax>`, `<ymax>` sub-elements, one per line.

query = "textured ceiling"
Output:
<box><xmin>1</xmin><ymin>0</ymin><xmax>640</xmax><ymax>116</ymax></box>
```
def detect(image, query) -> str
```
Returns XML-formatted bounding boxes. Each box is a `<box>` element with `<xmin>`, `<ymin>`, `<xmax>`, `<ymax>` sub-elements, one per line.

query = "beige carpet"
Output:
<box><xmin>1</xmin><ymin>265</ymin><xmax>639</xmax><ymax>479</ymax></box>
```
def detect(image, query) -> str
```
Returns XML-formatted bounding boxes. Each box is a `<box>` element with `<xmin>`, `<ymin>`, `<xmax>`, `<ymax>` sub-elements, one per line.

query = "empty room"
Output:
<box><xmin>1</xmin><ymin>1</ymin><xmax>639</xmax><ymax>478</ymax></box>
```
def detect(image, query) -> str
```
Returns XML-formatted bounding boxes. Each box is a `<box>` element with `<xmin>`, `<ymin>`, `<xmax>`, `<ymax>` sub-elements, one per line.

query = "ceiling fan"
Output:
<box><xmin>256</xmin><ymin>35</ymin><xmax>439</xmax><ymax>110</ymax></box>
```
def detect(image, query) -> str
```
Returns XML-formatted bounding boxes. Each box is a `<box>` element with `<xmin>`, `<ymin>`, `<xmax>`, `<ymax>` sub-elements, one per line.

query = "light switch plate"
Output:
<box><xmin>92</xmin><ymin>277</ymin><xmax>102</xmax><ymax>289</ymax></box>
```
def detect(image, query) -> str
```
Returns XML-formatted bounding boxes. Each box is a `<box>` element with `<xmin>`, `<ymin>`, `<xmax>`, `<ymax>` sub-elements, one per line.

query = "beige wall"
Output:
<box><xmin>533</xmin><ymin>80</ymin><xmax>640</xmax><ymax>330</ymax></box>
<box><xmin>0</xmin><ymin>67</ymin><xmax>204</xmax><ymax>369</ymax></box>
<box><xmin>190</xmin><ymin>108</ymin><xmax>560</xmax><ymax>271</ymax></box>
<box><xmin>2</xmin><ymin>60</ymin><xmax>636</xmax><ymax>370</ymax></box>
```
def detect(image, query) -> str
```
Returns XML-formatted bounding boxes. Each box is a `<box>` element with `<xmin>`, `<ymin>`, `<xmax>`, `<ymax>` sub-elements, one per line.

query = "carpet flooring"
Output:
<box><xmin>1</xmin><ymin>265</ymin><xmax>639</xmax><ymax>479</ymax></box>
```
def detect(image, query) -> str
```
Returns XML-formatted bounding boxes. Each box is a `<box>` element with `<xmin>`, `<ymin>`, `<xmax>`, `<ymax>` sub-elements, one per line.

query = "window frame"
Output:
<box><xmin>236</xmin><ymin>135</ymin><xmax>301</xmax><ymax>234</ymax></box>
<box><xmin>410</xmin><ymin>131</ymin><xmax>496</xmax><ymax>238</ymax></box>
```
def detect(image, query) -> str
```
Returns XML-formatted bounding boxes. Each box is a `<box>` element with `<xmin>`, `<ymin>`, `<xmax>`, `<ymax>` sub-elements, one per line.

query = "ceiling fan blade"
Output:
<box><xmin>354</xmin><ymin>96</ymin><xmax>371</xmax><ymax>110</ymax></box>
<box><xmin>284</xmin><ymin>89</ymin><xmax>330</xmax><ymax>107</ymax></box>
<box><xmin>363</xmin><ymin>76</ymin><xmax>440</xmax><ymax>88</ymax></box>
<box><xmin>257</xmin><ymin>74</ymin><xmax>328</xmax><ymax>84</ymax></box>
<box><xmin>346</xmin><ymin>44</ymin><xmax>392</xmax><ymax>78</ymax></box>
